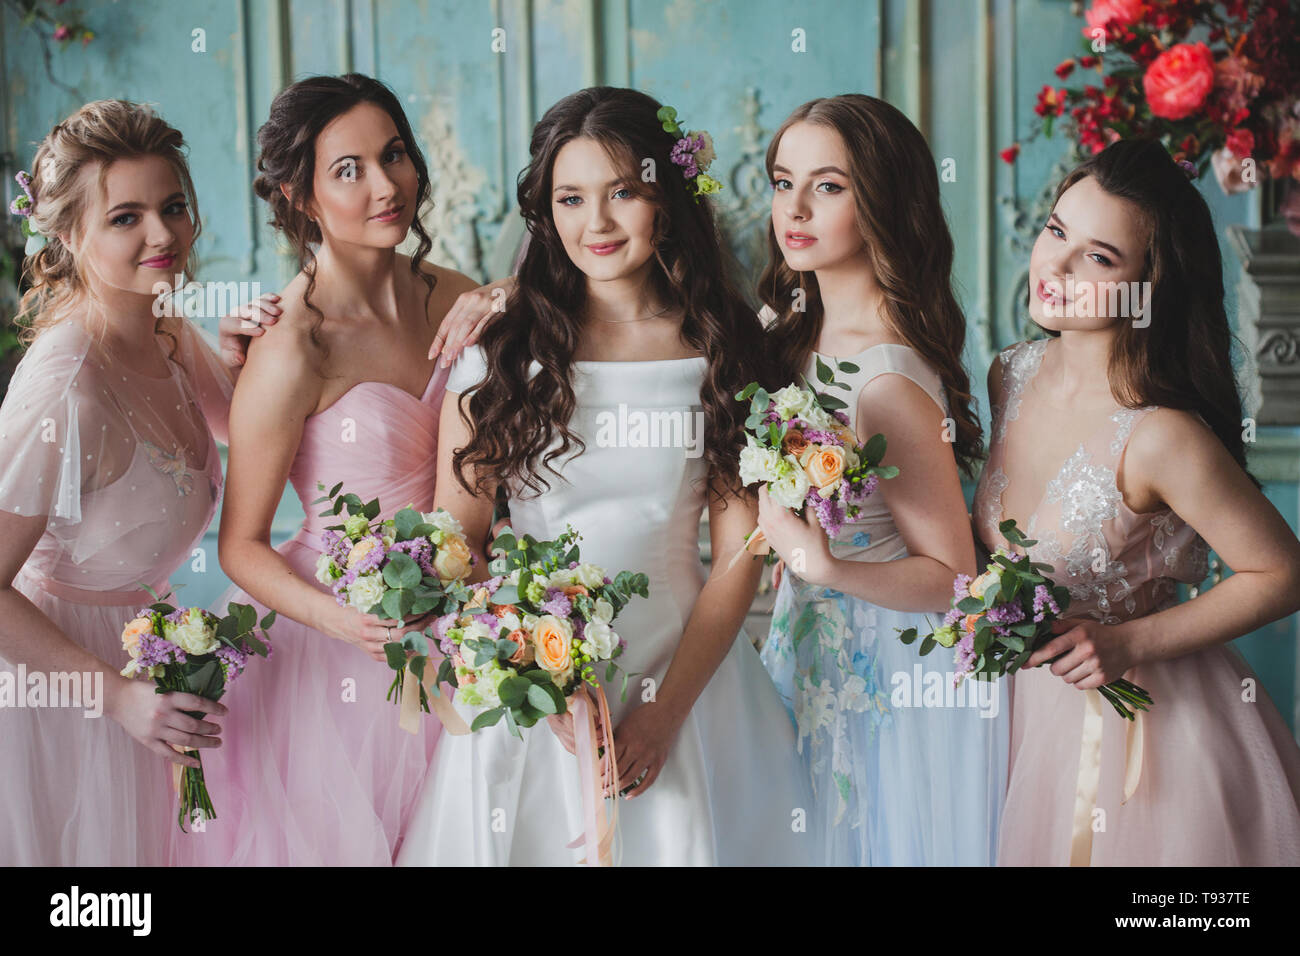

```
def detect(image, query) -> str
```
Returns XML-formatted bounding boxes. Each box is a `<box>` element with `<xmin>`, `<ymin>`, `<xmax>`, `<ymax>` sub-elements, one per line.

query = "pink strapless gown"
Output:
<box><xmin>171</xmin><ymin>369</ymin><xmax>448</xmax><ymax>866</ymax></box>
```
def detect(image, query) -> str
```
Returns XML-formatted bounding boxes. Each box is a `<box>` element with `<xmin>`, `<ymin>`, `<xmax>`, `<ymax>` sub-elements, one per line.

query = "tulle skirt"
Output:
<box><xmin>761</xmin><ymin>571</ymin><xmax>1009</xmax><ymax>866</ymax></box>
<box><xmin>168</xmin><ymin>536</ymin><xmax>440</xmax><ymax>866</ymax></box>
<box><xmin>1</xmin><ymin>572</ymin><xmax>175</xmax><ymax>865</ymax></box>
<box><xmin>998</xmin><ymin>641</ymin><xmax>1300</xmax><ymax>866</ymax></box>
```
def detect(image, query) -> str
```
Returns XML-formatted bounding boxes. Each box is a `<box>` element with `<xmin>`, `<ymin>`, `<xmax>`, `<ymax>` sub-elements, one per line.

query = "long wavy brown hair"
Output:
<box><xmin>17</xmin><ymin>99</ymin><xmax>200</xmax><ymax>360</ymax></box>
<box><xmin>1046</xmin><ymin>138</ymin><xmax>1257</xmax><ymax>486</ymax></box>
<box><xmin>454</xmin><ymin>86</ymin><xmax>778</xmax><ymax>502</ymax></box>
<box><xmin>759</xmin><ymin>94</ymin><xmax>983</xmax><ymax>477</ymax></box>
<box><xmin>252</xmin><ymin>73</ymin><xmax>435</xmax><ymax>358</ymax></box>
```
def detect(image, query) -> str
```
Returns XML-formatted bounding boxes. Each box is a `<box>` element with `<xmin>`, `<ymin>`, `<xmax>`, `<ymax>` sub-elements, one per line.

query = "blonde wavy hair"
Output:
<box><xmin>17</xmin><ymin>99</ymin><xmax>201</xmax><ymax>356</ymax></box>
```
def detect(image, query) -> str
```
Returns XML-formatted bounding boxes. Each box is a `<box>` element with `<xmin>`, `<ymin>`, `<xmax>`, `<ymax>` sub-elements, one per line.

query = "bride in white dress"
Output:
<box><xmin>396</xmin><ymin>87</ymin><xmax>814</xmax><ymax>866</ymax></box>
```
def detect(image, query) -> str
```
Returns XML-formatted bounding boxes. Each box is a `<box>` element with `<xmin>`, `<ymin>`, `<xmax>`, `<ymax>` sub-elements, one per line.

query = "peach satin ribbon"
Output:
<box><xmin>565</xmin><ymin>685</ymin><xmax>620</xmax><ymax>866</ymax></box>
<box><xmin>1068</xmin><ymin>687</ymin><xmax>1144</xmax><ymax>866</ymax></box>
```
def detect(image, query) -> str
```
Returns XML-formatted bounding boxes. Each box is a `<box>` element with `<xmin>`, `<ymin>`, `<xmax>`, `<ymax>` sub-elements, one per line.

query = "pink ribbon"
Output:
<box><xmin>565</xmin><ymin>686</ymin><xmax>619</xmax><ymax>866</ymax></box>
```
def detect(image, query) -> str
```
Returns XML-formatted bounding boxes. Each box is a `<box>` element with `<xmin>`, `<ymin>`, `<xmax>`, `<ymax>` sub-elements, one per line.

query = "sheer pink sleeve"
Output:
<box><xmin>0</xmin><ymin>326</ymin><xmax>92</xmax><ymax>523</ymax></box>
<box><xmin>174</xmin><ymin>319</ymin><xmax>235</xmax><ymax>445</ymax></box>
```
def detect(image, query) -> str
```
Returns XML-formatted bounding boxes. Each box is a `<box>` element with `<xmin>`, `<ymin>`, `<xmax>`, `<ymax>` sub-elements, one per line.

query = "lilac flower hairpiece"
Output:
<box><xmin>1176</xmin><ymin>159</ymin><xmax>1197</xmax><ymax>180</ymax></box>
<box><xmin>656</xmin><ymin>105</ymin><xmax>722</xmax><ymax>201</ymax></box>
<box><xmin>9</xmin><ymin>170</ymin><xmax>47</xmax><ymax>254</ymax></box>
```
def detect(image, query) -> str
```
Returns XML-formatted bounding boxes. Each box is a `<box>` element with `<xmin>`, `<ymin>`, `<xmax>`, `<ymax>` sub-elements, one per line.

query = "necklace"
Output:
<box><xmin>590</xmin><ymin>303</ymin><xmax>675</xmax><ymax>324</ymax></box>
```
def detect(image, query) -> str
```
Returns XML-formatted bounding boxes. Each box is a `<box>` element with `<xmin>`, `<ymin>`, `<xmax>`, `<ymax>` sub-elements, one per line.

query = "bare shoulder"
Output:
<box><xmin>1127</xmin><ymin>406</ymin><xmax>1222</xmax><ymax>464</ymax></box>
<box><xmin>236</xmin><ymin>280</ymin><xmax>324</xmax><ymax>413</ymax></box>
<box><xmin>413</xmin><ymin>258</ymin><xmax>481</xmax><ymax>299</ymax></box>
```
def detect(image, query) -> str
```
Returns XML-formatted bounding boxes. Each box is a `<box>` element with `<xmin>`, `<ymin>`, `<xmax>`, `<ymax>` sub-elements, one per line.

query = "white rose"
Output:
<box><xmin>547</xmin><ymin>568</ymin><xmax>576</xmax><ymax>588</ymax></box>
<box><xmin>583</xmin><ymin>620</ymin><xmax>617</xmax><ymax>659</ymax></box>
<box><xmin>315</xmin><ymin>553</ymin><xmax>336</xmax><ymax>585</ymax></box>
<box><xmin>169</xmin><ymin>610</ymin><xmax>219</xmax><ymax>656</ymax></box>
<box><xmin>694</xmin><ymin>130</ymin><xmax>717</xmax><ymax>170</ymax></box>
<box><xmin>422</xmin><ymin>509</ymin><xmax>465</xmax><ymax>537</ymax></box>
<box><xmin>346</xmin><ymin>572</ymin><xmax>387</xmax><ymax>614</ymax></box>
<box><xmin>576</xmin><ymin>563</ymin><xmax>605</xmax><ymax>589</ymax></box>
<box><xmin>590</xmin><ymin>598</ymin><xmax>614</xmax><ymax>625</ymax></box>
<box><xmin>461</xmin><ymin>619</ymin><xmax>494</xmax><ymax>643</ymax></box>
<box><xmin>521</xmin><ymin>613</ymin><xmax>540</xmax><ymax>631</ymax></box>
<box><xmin>739</xmin><ymin>436</ymin><xmax>782</xmax><ymax>486</ymax></box>
<box><xmin>800</xmin><ymin>399</ymin><xmax>835</xmax><ymax>429</ymax></box>
<box><xmin>768</xmin><ymin>457</ymin><xmax>811</xmax><ymax>510</ymax></box>
<box><xmin>770</xmin><ymin>385</ymin><xmax>807</xmax><ymax>421</ymax></box>
<box><xmin>498</xmin><ymin>611</ymin><xmax>522</xmax><ymax>633</ymax></box>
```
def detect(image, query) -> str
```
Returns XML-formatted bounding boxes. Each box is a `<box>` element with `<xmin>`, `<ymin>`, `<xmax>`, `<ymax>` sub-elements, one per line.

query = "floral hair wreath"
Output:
<box><xmin>9</xmin><ymin>170</ymin><xmax>48</xmax><ymax>254</ymax></box>
<box><xmin>656</xmin><ymin>105</ymin><xmax>722</xmax><ymax>201</ymax></box>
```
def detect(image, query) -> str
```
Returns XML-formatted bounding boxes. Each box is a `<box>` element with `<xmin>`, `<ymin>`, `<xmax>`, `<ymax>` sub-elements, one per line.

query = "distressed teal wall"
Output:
<box><xmin>2</xmin><ymin>0</ymin><xmax>1296</xmax><ymax>733</ymax></box>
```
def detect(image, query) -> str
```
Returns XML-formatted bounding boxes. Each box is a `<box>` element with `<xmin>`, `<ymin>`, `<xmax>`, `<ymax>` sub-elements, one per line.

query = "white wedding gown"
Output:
<box><xmin>396</xmin><ymin>347</ymin><xmax>816</xmax><ymax>866</ymax></box>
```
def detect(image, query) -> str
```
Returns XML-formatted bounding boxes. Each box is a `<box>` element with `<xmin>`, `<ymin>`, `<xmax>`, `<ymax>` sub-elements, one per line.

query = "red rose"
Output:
<box><xmin>1000</xmin><ymin>144</ymin><xmax>1021</xmax><ymax>164</ymax></box>
<box><xmin>1226</xmin><ymin>127</ymin><xmax>1254</xmax><ymax>160</ymax></box>
<box><xmin>1055</xmin><ymin>59</ymin><xmax>1076</xmax><ymax>80</ymax></box>
<box><xmin>1143</xmin><ymin>42</ymin><xmax>1215</xmax><ymax>120</ymax></box>
<box><xmin>1082</xmin><ymin>0</ymin><xmax>1146</xmax><ymax>38</ymax></box>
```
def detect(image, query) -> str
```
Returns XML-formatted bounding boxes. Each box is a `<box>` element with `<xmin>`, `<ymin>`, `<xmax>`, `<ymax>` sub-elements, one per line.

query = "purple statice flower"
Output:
<box><xmin>985</xmin><ymin>602</ymin><xmax>1024</xmax><ymax>626</ymax></box>
<box><xmin>540</xmin><ymin>589</ymin><xmax>572</xmax><ymax>618</ymax></box>
<box><xmin>568</xmin><ymin>561</ymin><xmax>579</xmax><ymax>569</ymax></box>
<box><xmin>763</xmin><ymin>408</ymin><xmax>783</xmax><ymax>425</ymax></box>
<box><xmin>321</xmin><ymin>529</ymin><xmax>344</xmax><ymax>553</ymax></box>
<box><xmin>216</xmin><ymin>644</ymin><xmax>248</xmax><ymax>682</ymax></box>
<box><xmin>992</xmin><ymin>624</ymin><xmax>1011</xmax><ymax>638</ymax></box>
<box><xmin>670</xmin><ymin>135</ymin><xmax>704</xmax><ymax>178</ymax></box>
<box><xmin>943</xmin><ymin>607</ymin><xmax>963</xmax><ymax>628</ymax></box>
<box><xmin>137</xmin><ymin>632</ymin><xmax>186</xmax><ymax>669</ymax></box>
<box><xmin>1032</xmin><ymin>584</ymin><xmax>1060</xmax><ymax>623</ymax></box>
<box><xmin>952</xmin><ymin>574</ymin><xmax>973</xmax><ymax>600</ymax></box>
<box><xmin>832</xmin><ymin>410</ymin><xmax>850</xmax><ymax>426</ymax></box>
<box><xmin>841</xmin><ymin>473</ymin><xmax>878</xmax><ymax>507</ymax></box>
<box><xmin>164</xmin><ymin>607</ymin><xmax>189</xmax><ymax>625</ymax></box>
<box><xmin>801</xmin><ymin>428</ymin><xmax>843</xmax><ymax>445</ymax></box>
<box><xmin>572</xmin><ymin>618</ymin><xmax>586</xmax><ymax>643</ymax></box>
<box><xmin>954</xmin><ymin>631</ymin><xmax>977</xmax><ymax>678</ymax></box>
<box><xmin>472</xmin><ymin>612</ymin><xmax>501</xmax><ymax>634</ymax></box>
<box><xmin>806</xmin><ymin>487</ymin><xmax>846</xmax><ymax>538</ymax></box>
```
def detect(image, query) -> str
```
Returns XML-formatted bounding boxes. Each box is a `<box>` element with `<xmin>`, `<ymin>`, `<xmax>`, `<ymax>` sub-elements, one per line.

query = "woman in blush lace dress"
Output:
<box><xmin>973</xmin><ymin>139</ymin><xmax>1300</xmax><ymax>866</ymax></box>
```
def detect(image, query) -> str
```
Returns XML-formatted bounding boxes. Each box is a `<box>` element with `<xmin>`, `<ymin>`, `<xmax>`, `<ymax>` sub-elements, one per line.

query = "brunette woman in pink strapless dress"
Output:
<box><xmin>973</xmin><ymin>140</ymin><xmax>1300</xmax><ymax>867</ymax></box>
<box><xmin>172</xmin><ymin>75</ymin><xmax>481</xmax><ymax>866</ymax></box>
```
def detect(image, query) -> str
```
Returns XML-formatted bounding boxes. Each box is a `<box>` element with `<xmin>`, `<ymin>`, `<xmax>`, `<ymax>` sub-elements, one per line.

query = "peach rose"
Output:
<box><xmin>801</xmin><ymin>444</ymin><xmax>846</xmax><ymax>495</ymax></box>
<box><xmin>506</xmin><ymin>628</ymin><xmax>534</xmax><ymax>665</ymax></box>
<box><xmin>492</xmin><ymin>604</ymin><xmax>520</xmax><ymax>618</ymax></box>
<box><xmin>1143</xmin><ymin>42</ymin><xmax>1214</xmax><ymax>121</ymax></box>
<box><xmin>533</xmin><ymin>615</ymin><xmax>574</xmax><ymax>676</ymax></box>
<box><xmin>345</xmin><ymin>537</ymin><xmax>380</xmax><ymax>570</ymax></box>
<box><xmin>433</xmin><ymin>535</ymin><xmax>474</xmax><ymax>582</ymax></box>
<box><xmin>121</xmin><ymin>616</ymin><xmax>153</xmax><ymax>656</ymax></box>
<box><xmin>963</xmin><ymin>614</ymin><xmax>981</xmax><ymax>634</ymax></box>
<box><xmin>969</xmin><ymin>569</ymin><xmax>1000</xmax><ymax>600</ymax></box>
<box><xmin>561</xmin><ymin>584</ymin><xmax>589</xmax><ymax>599</ymax></box>
<box><xmin>782</xmin><ymin>430</ymin><xmax>810</xmax><ymax>457</ymax></box>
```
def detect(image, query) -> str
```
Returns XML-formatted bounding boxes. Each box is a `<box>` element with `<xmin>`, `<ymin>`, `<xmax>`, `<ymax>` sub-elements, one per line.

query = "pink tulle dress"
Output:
<box><xmin>170</xmin><ymin>365</ymin><xmax>449</xmax><ymax>866</ymax></box>
<box><xmin>0</xmin><ymin>318</ymin><xmax>231</xmax><ymax>865</ymax></box>
<box><xmin>974</xmin><ymin>338</ymin><xmax>1300</xmax><ymax>866</ymax></box>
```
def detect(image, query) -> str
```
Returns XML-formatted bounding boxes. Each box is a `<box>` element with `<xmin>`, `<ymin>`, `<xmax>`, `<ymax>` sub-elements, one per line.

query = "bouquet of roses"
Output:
<box><xmin>119</xmin><ymin>592</ymin><xmax>274</xmax><ymax>830</ymax></box>
<box><xmin>413</xmin><ymin>525</ymin><xmax>649</xmax><ymax>737</ymax></box>
<box><xmin>898</xmin><ymin>518</ymin><xmax>1153</xmax><ymax>720</ymax></box>
<box><xmin>729</xmin><ymin>355</ymin><xmax>898</xmax><ymax>569</ymax></box>
<box><xmin>311</xmin><ymin>482</ymin><xmax>476</xmax><ymax>727</ymax></box>
<box><xmin>1000</xmin><ymin>0</ymin><xmax>1300</xmax><ymax>201</ymax></box>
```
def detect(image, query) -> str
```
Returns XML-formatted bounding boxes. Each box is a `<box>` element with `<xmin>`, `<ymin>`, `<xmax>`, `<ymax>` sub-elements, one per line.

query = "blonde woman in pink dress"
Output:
<box><xmin>0</xmin><ymin>102</ymin><xmax>242</xmax><ymax>865</ymax></box>
<box><xmin>973</xmin><ymin>139</ymin><xmax>1300</xmax><ymax>866</ymax></box>
<box><xmin>173</xmin><ymin>74</ymin><xmax>481</xmax><ymax>866</ymax></box>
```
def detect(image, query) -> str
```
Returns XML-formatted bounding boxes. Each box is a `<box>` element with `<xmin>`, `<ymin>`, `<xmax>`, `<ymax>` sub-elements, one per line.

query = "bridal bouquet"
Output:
<box><xmin>119</xmin><ymin>593</ymin><xmax>274</xmax><ymax>830</ymax></box>
<box><xmin>421</xmin><ymin>525</ymin><xmax>649</xmax><ymax>736</ymax></box>
<box><xmin>310</xmin><ymin>482</ymin><xmax>476</xmax><ymax>725</ymax></box>
<box><xmin>898</xmin><ymin>518</ymin><xmax>1153</xmax><ymax>720</ymax></box>
<box><xmin>730</xmin><ymin>356</ymin><xmax>898</xmax><ymax>568</ymax></box>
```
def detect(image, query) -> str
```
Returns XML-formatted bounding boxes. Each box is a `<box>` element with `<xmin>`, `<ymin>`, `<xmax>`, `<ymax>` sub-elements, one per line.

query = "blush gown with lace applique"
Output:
<box><xmin>396</xmin><ymin>346</ymin><xmax>815</xmax><ymax>866</ymax></box>
<box><xmin>0</xmin><ymin>318</ymin><xmax>230</xmax><ymax>866</ymax></box>
<box><xmin>974</xmin><ymin>337</ymin><xmax>1300</xmax><ymax>866</ymax></box>
<box><xmin>170</xmin><ymin>365</ymin><xmax>449</xmax><ymax>866</ymax></box>
<box><xmin>760</xmin><ymin>344</ymin><xmax>1010</xmax><ymax>866</ymax></box>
